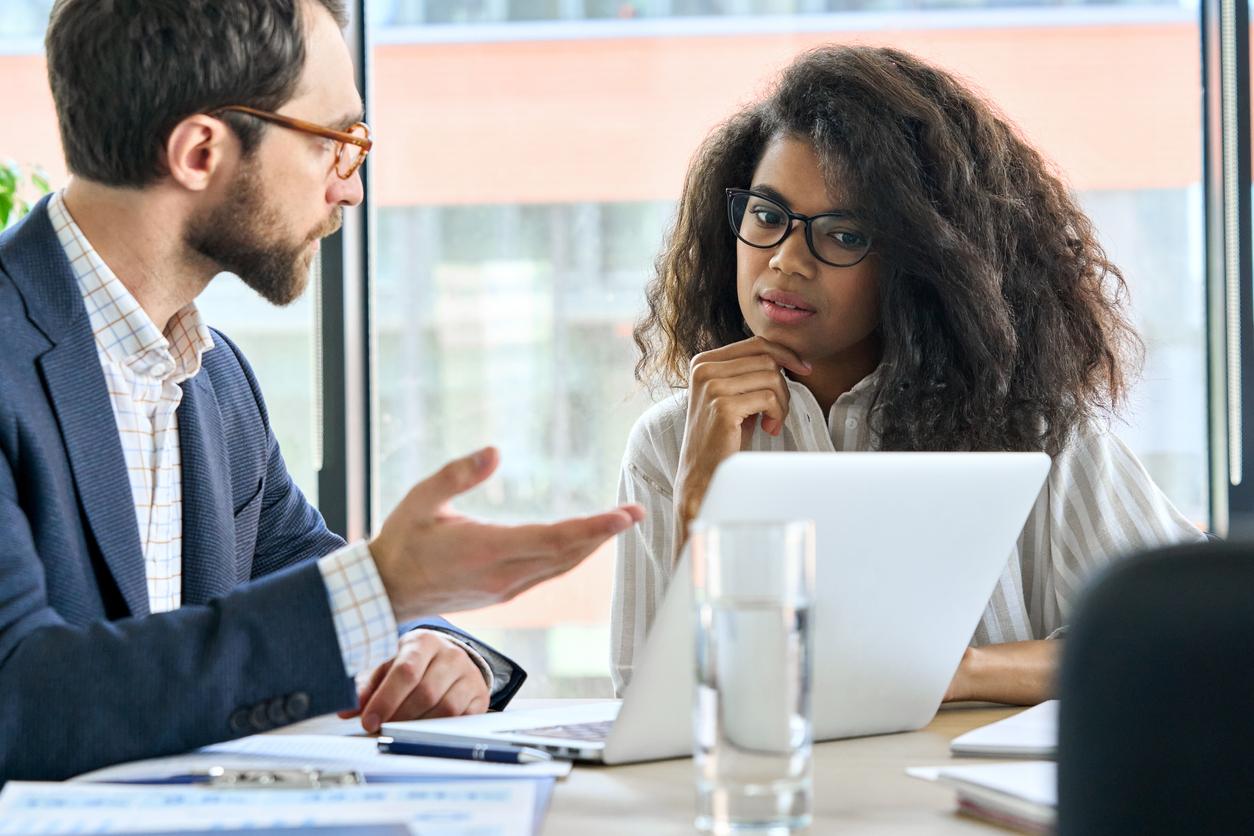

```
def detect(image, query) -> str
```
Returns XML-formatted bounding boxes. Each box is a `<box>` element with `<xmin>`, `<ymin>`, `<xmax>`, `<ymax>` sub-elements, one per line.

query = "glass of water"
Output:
<box><xmin>690</xmin><ymin>519</ymin><xmax>816</xmax><ymax>834</ymax></box>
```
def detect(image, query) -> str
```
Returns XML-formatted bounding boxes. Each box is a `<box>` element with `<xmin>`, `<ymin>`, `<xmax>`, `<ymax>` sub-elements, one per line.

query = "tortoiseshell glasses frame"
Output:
<box><xmin>214</xmin><ymin>104</ymin><xmax>372</xmax><ymax>179</ymax></box>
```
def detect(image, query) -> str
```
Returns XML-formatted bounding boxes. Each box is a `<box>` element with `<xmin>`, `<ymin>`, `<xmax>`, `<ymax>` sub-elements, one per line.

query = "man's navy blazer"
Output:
<box><xmin>0</xmin><ymin>198</ymin><xmax>524</xmax><ymax>781</ymax></box>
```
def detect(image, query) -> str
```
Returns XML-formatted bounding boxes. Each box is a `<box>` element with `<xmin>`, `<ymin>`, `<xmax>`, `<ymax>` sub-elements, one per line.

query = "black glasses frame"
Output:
<box><xmin>725</xmin><ymin>188</ymin><xmax>872</xmax><ymax>268</ymax></box>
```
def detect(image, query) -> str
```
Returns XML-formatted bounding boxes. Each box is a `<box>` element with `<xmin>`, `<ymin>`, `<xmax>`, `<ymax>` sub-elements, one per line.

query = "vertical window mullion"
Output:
<box><xmin>1204</xmin><ymin>0</ymin><xmax>1253</xmax><ymax>536</ymax></box>
<box><xmin>317</xmin><ymin>0</ymin><xmax>373</xmax><ymax>540</ymax></box>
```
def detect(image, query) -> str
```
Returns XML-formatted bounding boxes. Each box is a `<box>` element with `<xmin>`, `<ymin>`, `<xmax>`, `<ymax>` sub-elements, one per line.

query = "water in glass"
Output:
<box><xmin>694</xmin><ymin>597</ymin><xmax>813</xmax><ymax>833</ymax></box>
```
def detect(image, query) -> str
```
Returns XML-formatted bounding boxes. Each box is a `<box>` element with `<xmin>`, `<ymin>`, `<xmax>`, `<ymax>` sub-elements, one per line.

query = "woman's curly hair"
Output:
<box><xmin>633</xmin><ymin>45</ymin><xmax>1141</xmax><ymax>456</ymax></box>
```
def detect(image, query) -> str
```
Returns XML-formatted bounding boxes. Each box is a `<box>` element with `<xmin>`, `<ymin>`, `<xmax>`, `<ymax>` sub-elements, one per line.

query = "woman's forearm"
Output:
<box><xmin>943</xmin><ymin>639</ymin><xmax>1059</xmax><ymax>705</ymax></box>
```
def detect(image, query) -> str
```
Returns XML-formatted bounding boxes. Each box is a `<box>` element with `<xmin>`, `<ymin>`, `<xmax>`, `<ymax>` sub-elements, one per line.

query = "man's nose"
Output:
<box><xmin>329</xmin><ymin>169</ymin><xmax>364</xmax><ymax>208</ymax></box>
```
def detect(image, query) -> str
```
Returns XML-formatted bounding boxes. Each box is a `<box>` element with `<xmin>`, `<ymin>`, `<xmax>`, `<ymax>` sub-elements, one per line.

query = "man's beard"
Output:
<box><xmin>185</xmin><ymin>162</ymin><xmax>342</xmax><ymax>306</ymax></box>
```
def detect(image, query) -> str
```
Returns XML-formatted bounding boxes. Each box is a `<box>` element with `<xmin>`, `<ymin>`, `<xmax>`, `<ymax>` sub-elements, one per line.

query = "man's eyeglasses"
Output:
<box><xmin>726</xmin><ymin>188</ymin><xmax>872</xmax><ymax>268</ymax></box>
<box><xmin>214</xmin><ymin>105</ymin><xmax>372</xmax><ymax>179</ymax></box>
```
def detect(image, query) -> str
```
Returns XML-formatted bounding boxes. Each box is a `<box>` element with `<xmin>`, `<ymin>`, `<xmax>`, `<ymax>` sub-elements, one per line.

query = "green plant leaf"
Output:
<box><xmin>0</xmin><ymin>161</ymin><xmax>54</xmax><ymax>227</ymax></box>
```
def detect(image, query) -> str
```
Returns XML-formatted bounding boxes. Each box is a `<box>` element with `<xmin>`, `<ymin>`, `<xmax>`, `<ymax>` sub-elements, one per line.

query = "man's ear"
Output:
<box><xmin>164</xmin><ymin>114</ymin><xmax>237</xmax><ymax>192</ymax></box>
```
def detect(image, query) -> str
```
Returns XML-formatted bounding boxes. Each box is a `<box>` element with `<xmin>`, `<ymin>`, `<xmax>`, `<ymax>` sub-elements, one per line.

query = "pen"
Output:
<box><xmin>377</xmin><ymin>736</ymin><xmax>552</xmax><ymax>764</ymax></box>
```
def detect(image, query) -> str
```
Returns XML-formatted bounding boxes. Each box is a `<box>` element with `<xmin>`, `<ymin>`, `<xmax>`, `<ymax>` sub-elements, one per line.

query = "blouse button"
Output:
<box><xmin>845</xmin><ymin>417</ymin><xmax>859</xmax><ymax>430</ymax></box>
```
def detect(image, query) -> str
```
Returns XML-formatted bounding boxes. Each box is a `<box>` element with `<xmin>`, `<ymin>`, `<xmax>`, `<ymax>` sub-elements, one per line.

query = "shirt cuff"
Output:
<box><xmin>318</xmin><ymin>540</ymin><xmax>399</xmax><ymax>677</ymax></box>
<box><xmin>408</xmin><ymin>628</ymin><xmax>496</xmax><ymax>693</ymax></box>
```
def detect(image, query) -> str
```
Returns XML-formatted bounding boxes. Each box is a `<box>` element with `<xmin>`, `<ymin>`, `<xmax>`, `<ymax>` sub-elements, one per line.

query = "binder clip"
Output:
<box><xmin>203</xmin><ymin>766</ymin><xmax>365</xmax><ymax>788</ymax></box>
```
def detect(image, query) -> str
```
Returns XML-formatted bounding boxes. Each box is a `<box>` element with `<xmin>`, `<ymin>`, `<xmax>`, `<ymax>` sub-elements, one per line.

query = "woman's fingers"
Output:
<box><xmin>704</xmin><ymin>372</ymin><xmax>790</xmax><ymax>435</ymax></box>
<box><xmin>691</xmin><ymin>353</ymin><xmax>794</xmax><ymax>440</ymax></box>
<box><xmin>707</xmin><ymin>389</ymin><xmax>787</xmax><ymax>435</ymax></box>
<box><xmin>692</xmin><ymin>335</ymin><xmax>810</xmax><ymax>377</ymax></box>
<box><xmin>691</xmin><ymin>353</ymin><xmax>780</xmax><ymax>386</ymax></box>
<box><xmin>704</xmin><ymin>369</ymin><xmax>791</xmax><ymax>401</ymax></box>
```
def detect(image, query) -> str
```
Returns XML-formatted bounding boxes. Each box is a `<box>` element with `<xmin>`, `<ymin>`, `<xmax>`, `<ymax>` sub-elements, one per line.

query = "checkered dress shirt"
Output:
<box><xmin>48</xmin><ymin>191</ymin><xmax>400</xmax><ymax>676</ymax></box>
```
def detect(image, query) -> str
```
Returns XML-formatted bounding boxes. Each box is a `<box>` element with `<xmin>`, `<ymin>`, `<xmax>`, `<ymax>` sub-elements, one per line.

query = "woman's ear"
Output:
<box><xmin>163</xmin><ymin>113</ymin><xmax>237</xmax><ymax>193</ymax></box>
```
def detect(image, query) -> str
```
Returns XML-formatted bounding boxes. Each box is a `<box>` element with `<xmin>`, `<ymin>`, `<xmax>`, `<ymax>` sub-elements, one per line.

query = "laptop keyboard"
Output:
<box><xmin>502</xmin><ymin>720</ymin><xmax>614</xmax><ymax>742</ymax></box>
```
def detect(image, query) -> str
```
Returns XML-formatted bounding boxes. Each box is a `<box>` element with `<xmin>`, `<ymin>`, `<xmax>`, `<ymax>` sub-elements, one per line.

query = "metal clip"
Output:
<box><xmin>203</xmin><ymin>766</ymin><xmax>365</xmax><ymax>789</ymax></box>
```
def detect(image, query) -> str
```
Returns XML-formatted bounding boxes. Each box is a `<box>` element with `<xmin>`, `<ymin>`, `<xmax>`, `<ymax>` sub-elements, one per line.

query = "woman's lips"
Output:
<box><xmin>758</xmin><ymin>295</ymin><xmax>816</xmax><ymax>325</ymax></box>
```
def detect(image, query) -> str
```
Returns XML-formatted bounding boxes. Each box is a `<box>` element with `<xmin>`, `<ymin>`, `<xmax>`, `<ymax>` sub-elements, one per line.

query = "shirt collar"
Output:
<box><xmin>48</xmin><ymin>190</ymin><xmax>214</xmax><ymax>382</ymax></box>
<box><xmin>789</xmin><ymin>363</ymin><xmax>884</xmax><ymax>413</ymax></box>
<box><xmin>834</xmin><ymin>363</ymin><xmax>884</xmax><ymax>408</ymax></box>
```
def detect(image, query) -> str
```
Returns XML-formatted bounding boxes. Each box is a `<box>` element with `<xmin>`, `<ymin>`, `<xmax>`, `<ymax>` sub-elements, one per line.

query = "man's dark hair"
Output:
<box><xmin>45</xmin><ymin>0</ymin><xmax>349</xmax><ymax>188</ymax></box>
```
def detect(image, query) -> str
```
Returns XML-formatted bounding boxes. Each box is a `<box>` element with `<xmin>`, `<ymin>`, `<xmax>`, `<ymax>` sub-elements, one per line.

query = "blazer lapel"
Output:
<box><xmin>178</xmin><ymin>371</ymin><xmax>237</xmax><ymax>605</ymax></box>
<box><xmin>4</xmin><ymin>198</ymin><xmax>151</xmax><ymax>617</ymax></box>
<box><xmin>39</xmin><ymin>337</ymin><xmax>151</xmax><ymax>616</ymax></box>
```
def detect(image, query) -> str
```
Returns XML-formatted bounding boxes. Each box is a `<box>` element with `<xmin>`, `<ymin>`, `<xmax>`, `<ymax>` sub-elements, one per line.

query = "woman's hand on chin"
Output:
<box><xmin>673</xmin><ymin>336</ymin><xmax>810</xmax><ymax>548</ymax></box>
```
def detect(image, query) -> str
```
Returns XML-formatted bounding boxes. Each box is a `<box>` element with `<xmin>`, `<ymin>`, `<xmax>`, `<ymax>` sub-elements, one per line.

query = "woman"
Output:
<box><xmin>612</xmin><ymin>45</ymin><xmax>1203</xmax><ymax>704</ymax></box>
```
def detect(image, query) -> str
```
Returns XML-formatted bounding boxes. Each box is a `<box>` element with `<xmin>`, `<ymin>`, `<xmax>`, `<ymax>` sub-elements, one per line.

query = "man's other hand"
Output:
<box><xmin>337</xmin><ymin>630</ymin><xmax>490</xmax><ymax>733</ymax></box>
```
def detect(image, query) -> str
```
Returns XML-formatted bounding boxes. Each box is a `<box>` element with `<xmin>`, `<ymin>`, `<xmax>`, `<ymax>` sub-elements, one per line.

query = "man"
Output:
<box><xmin>0</xmin><ymin>0</ymin><xmax>643</xmax><ymax>781</ymax></box>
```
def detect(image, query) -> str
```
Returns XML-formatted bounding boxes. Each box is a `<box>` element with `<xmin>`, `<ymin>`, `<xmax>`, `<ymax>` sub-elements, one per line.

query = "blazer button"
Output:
<box><xmin>249</xmin><ymin>702</ymin><xmax>271</xmax><ymax>732</ymax></box>
<box><xmin>229</xmin><ymin>708</ymin><xmax>252</xmax><ymax>735</ymax></box>
<box><xmin>285</xmin><ymin>691</ymin><xmax>311</xmax><ymax>720</ymax></box>
<box><xmin>267</xmin><ymin>697</ymin><xmax>289</xmax><ymax>727</ymax></box>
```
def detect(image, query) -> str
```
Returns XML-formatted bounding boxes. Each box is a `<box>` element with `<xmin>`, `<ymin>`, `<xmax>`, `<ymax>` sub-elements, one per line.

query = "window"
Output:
<box><xmin>366</xmin><ymin>4</ymin><xmax>1207</xmax><ymax>696</ymax></box>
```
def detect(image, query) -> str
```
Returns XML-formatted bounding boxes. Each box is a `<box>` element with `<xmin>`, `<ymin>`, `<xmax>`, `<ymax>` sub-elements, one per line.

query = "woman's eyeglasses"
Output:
<box><xmin>214</xmin><ymin>105</ymin><xmax>372</xmax><ymax>180</ymax></box>
<box><xmin>726</xmin><ymin>188</ymin><xmax>872</xmax><ymax>268</ymax></box>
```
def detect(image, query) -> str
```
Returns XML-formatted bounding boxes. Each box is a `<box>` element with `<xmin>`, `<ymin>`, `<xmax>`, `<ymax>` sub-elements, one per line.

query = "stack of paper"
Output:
<box><xmin>0</xmin><ymin>779</ymin><xmax>547</xmax><ymax>835</ymax></box>
<box><xmin>948</xmin><ymin>700</ymin><xmax>1058</xmax><ymax>758</ymax></box>
<box><xmin>57</xmin><ymin>732</ymin><xmax>567</xmax><ymax>835</ymax></box>
<box><xmin>910</xmin><ymin>761</ymin><xmax>1056</xmax><ymax>834</ymax></box>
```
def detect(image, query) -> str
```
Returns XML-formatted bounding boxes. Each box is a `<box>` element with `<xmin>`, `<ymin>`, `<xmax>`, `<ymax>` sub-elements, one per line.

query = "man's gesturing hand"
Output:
<box><xmin>369</xmin><ymin>447</ymin><xmax>645</xmax><ymax>622</ymax></box>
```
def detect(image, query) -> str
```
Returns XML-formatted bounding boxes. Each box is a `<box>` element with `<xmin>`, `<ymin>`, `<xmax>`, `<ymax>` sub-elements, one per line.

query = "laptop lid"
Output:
<box><xmin>384</xmin><ymin>452</ymin><xmax>1049</xmax><ymax>764</ymax></box>
<box><xmin>600</xmin><ymin>451</ymin><xmax>1050</xmax><ymax>764</ymax></box>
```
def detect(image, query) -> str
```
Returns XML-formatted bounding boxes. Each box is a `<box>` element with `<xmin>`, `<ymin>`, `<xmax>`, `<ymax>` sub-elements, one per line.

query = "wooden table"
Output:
<box><xmin>541</xmin><ymin>704</ymin><xmax>1019</xmax><ymax>834</ymax></box>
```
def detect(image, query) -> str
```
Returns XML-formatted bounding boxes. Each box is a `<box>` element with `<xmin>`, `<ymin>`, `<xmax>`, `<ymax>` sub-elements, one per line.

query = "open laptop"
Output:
<box><xmin>383</xmin><ymin>452</ymin><xmax>1051</xmax><ymax>764</ymax></box>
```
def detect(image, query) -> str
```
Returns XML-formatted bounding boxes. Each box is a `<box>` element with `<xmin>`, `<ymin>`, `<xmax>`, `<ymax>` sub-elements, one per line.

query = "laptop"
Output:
<box><xmin>383</xmin><ymin>452</ymin><xmax>1051</xmax><ymax>764</ymax></box>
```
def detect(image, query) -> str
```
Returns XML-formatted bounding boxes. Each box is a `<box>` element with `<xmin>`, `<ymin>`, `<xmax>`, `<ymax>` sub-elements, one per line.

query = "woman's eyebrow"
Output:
<box><xmin>749</xmin><ymin>184</ymin><xmax>859</xmax><ymax>217</ymax></box>
<box><xmin>749</xmin><ymin>184</ymin><xmax>789</xmax><ymax>204</ymax></box>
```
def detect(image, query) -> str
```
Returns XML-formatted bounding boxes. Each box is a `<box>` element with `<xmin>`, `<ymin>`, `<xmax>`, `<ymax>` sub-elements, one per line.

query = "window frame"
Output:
<box><xmin>316</xmin><ymin>0</ymin><xmax>373</xmax><ymax>539</ymax></box>
<box><xmin>1202</xmin><ymin>0</ymin><xmax>1253</xmax><ymax>536</ymax></box>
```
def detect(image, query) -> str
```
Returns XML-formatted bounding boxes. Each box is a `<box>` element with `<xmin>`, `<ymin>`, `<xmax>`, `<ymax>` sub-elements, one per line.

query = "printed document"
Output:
<box><xmin>0</xmin><ymin>779</ymin><xmax>544</xmax><ymax>835</ymax></box>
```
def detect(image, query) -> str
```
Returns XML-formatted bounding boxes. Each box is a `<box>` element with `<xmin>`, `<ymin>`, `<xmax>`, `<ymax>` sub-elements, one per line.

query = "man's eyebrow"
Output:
<box><xmin>329</xmin><ymin>106</ymin><xmax>365</xmax><ymax>131</ymax></box>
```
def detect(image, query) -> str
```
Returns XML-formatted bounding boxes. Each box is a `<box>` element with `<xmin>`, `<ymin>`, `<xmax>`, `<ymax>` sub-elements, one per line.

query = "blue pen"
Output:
<box><xmin>377</xmin><ymin>736</ymin><xmax>552</xmax><ymax>764</ymax></box>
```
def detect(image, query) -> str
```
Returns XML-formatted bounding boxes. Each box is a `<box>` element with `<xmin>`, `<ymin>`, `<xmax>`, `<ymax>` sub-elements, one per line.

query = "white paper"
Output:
<box><xmin>949</xmin><ymin>701</ymin><xmax>1058</xmax><ymax>758</ymax></box>
<box><xmin>909</xmin><ymin>760</ymin><xmax>1056</xmax><ymax>831</ymax></box>
<box><xmin>932</xmin><ymin>761</ymin><xmax>1057</xmax><ymax>808</ymax></box>
<box><xmin>75</xmin><ymin>734</ymin><xmax>571</xmax><ymax>783</ymax></box>
<box><xmin>0</xmin><ymin>779</ymin><xmax>539</xmax><ymax>835</ymax></box>
<box><xmin>270</xmin><ymin>712</ymin><xmax>371</xmax><ymax>736</ymax></box>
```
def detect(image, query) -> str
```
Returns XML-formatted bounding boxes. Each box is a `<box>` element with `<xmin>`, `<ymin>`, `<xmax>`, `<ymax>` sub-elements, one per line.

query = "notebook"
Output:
<box><xmin>949</xmin><ymin>701</ymin><xmax>1058</xmax><ymax>758</ymax></box>
<box><xmin>910</xmin><ymin>761</ymin><xmax>1056</xmax><ymax>834</ymax></box>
